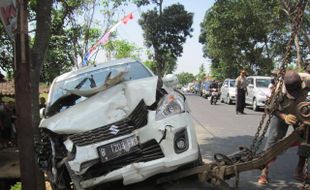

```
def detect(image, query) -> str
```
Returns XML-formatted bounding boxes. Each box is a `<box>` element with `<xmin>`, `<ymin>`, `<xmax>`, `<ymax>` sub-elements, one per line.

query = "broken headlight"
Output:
<box><xmin>156</xmin><ymin>92</ymin><xmax>185</xmax><ymax>120</ymax></box>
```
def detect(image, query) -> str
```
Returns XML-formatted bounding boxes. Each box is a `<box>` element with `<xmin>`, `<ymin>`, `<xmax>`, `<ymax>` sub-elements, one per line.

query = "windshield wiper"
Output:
<box><xmin>65</xmin><ymin>71</ymin><xmax>126</xmax><ymax>98</ymax></box>
<box><xmin>75</xmin><ymin>78</ymin><xmax>88</xmax><ymax>89</ymax></box>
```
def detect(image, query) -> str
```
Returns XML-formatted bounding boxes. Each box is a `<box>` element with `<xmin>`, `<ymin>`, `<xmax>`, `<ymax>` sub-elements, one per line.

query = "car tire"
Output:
<box><xmin>227</xmin><ymin>94</ymin><xmax>232</xmax><ymax>105</ymax></box>
<box><xmin>253</xmin><ymin>98</ymin><xmax>258</xmax><ymax>111</ymax></box>
<box><xmin>220</xmin><ymin>94</ymin><xmax>224</xmax><ymax>103</ymax></box>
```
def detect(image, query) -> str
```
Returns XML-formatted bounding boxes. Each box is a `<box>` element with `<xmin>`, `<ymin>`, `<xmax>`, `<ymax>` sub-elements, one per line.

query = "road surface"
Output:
<box><xmin>188</xmin><ymin>94</ymin><xmax>301</xmax><ymax>190</ymax></box>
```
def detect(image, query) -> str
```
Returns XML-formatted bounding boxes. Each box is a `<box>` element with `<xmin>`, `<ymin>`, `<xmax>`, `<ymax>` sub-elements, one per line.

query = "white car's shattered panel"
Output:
<box><xmin>40</xmin><ymin>76</ymin><xmax>158</xmax><ymax>134</ymax></box>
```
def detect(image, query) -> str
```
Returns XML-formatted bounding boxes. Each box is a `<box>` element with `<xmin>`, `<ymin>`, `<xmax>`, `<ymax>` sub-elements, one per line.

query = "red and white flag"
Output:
<box><xmin>82</xmin><ymin>12</ymin><xmax>134</xmax><ymax>66</ymax></box>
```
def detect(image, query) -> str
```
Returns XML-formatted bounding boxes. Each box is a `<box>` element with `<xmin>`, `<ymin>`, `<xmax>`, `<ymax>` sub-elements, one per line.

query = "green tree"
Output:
<box><xmin>104</xmin><ymin>39</ymin><xmax>141</xmax><ymax>60</ymax></box>
<box><xmin>40</xmin><ymin>0</ymin><xmax>119</xmax><ymax>83</ymax></box>
<box><xmin>143</xmin><ymin>60</ymin><xmax>156</xmax><ymax>73</ymax></box>
<box><xmin>199</xmin><ymin>0</ymin><xmax>308</xmax><ymax>80</ymax></box>
<box><xmin>176</xmin><ymin>72</ymin><xmax>195</xmax><ymax>86</ymax></box>
<box><xmin>0</xmin><ymin>24</ymin><xmax>13</xmax><ymax>79</ymax></box>
<box><xmin>196</xmin><ymin>64</ymin><xmax>206</xmax><ymax>82</ymax></box>
<box><xmin>138</xmin><ymin>2</ymin><xmax>193</xmax><ymax>77</ymax></box>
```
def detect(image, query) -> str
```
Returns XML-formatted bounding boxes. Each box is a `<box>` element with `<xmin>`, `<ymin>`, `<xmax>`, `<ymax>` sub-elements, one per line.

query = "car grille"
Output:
<box><xmin>82</xmin><ymin>139</ymin><xmax>164</xmax><ymax>180</ymax></box>
<box><xmin>69</xmin><ymin>100</ymin><xmax>148</xmax><ymax>146</ymax></box>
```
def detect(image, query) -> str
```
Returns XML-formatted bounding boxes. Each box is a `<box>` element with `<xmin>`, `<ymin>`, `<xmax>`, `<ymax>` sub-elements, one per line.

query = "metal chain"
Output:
<box><xmin>302</xmin><ymin>157</ymin><xmax>309</xmax><ymax>189</ymax></box>
<box><xmin>249</xmin><ymin>0</ymin><xmax>306</xmax><ymax>155</ymax></box>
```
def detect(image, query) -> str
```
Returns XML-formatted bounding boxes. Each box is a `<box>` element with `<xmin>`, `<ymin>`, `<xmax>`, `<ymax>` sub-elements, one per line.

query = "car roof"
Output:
<box><xmin>247</xmin><ymin>76</ymin><xmax>272</xmax><ymax>79</ymax></box>
<box><xmin>224</xmin><ymin>78</ymin><xmax>235</xmax><ymax>81</ymax></box>
<box><xmin>53</xmin><ymin>58</ymin><xmax>138</xmax><ymax>83</ymax></box>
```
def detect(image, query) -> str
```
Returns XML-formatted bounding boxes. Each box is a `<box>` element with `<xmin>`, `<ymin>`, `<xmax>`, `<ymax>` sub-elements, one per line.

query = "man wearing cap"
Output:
<box><xmin>258</xmin><ymin>70</ymin><xmax>310</xmax><ymax>185</ymax></box>
<box><xmin>235</xmin><ymin>70</ymin><xmax>247</xmax><ymax>114</ymax></box>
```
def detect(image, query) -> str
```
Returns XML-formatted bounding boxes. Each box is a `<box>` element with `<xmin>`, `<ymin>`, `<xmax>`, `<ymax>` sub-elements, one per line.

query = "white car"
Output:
<box><xmin>246</xmin><ymin>76</ymin><xmax>272</xmax><ymax>111</ymax></box>
<box><xmin>37</xmin><ymin>58</ymin><xmax>200</xmax><ymax>190</ymax></box>
<box><xmin>181</xmin><ymin>84</ymin><xmax>190</xmax><ymax>93</ymax></box>
<box><xmin>220</xmin><ymin>79</ymin><xmax>236</xmax><ymax>104</ymax></box>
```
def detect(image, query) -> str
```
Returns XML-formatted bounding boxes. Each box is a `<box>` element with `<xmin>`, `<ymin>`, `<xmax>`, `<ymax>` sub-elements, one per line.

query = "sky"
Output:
<box><xmin>100</xmin><ymin>0</ymin><xmax>215</xmax><ymax>75</ymax></box>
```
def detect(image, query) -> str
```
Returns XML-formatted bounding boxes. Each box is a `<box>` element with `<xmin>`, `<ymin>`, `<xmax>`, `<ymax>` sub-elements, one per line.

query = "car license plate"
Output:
<box><xmin>97</xmin><ymin>136</ymin><xmax>139</xmax><ymax>163</ymax></box>
<box><xmin>212</xmin><ymin>92</ymin><xmax>218</xmax><ymax>96</ymax></box>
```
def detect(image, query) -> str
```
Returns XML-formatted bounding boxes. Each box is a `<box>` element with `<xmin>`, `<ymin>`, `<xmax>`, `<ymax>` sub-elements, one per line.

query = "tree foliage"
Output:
<box><xmin>0</xmin><ymin>0</ymin><xmax>135</xmax><ymax>83</ymax></box>
<box><xmin>196</xmin><ymin>63</ymin><xmax>206</xmax><ymax>82</ymax></box>
<box><xmin>139</xmin><ymin>2</ymin><xmax>193</xmax><ymax>77</ymax></box>
<box><xmin>0</xmin><ymin>24</ymin><xmax>13</xmax><ymax>79</ymax></box>
<box><xmin>176</xmin><ymin>72</ymin><xmax>195</xmax><ymax>86</ymax></box>
<box><xmin>199</xmin><ymin>0</ymin><xmax>309</xmax><ymax>80</ymax></box>
<box><xmin>40</xmin><ymin>0</ymin><xmax>112</xmax><ymax>83</ymax></box>
<box><xmin>143</xmin><ymin>60</ymin><xmax>156</xmax><ymax>73</ymax></box>
<box><xmin>104</xmin><ymin>39</ymin><xmax>141</xmax><ymax>60</ymax></box>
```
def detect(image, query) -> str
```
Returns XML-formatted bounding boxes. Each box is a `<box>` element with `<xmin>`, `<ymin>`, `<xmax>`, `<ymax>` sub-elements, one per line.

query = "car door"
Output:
<box><xmin>246</xmin><ymin>77</ymin><xmax>254</xmax><ymax>104</ymax></box>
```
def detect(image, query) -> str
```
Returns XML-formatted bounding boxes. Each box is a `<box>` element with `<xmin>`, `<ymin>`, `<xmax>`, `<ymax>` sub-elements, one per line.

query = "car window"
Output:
<box><xmin>247</xmin><ymin>78</ymin><xmax>254</xmax><ymax>85</ymax></box>
<box><xmin>256</xmin><ymin>78</ymin><xmax>271</xmax><ymax>88</ymax></box>
<box><xmin>223</xmin><ymin>81</ymin><xmax>228</xmax><ymax>86</ymax></box>
<box><xmin>49</xmin><ymin>61</ymin><xmax>152</xmax><ymax>106</ymax></box>
<box><xmin>204</xmin><ymin>82</ymin><xmax>210</xmax><ymax>89</ymax></box>
<box><xmin>229</xmin><ymin>80</ymin><xmax>235</xmax><ymax>87</ymax></box>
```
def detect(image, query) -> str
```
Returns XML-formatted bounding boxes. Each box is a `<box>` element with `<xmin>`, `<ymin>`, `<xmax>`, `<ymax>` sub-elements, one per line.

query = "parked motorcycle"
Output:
<box><xmin>210</xmin><ymin>88</ymin><xmax>219</xmax><ymax>105</ymax></box>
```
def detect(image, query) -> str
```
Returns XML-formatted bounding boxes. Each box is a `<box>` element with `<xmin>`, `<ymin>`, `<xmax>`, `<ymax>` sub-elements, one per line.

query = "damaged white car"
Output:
<box><xmin>36</xmin><ymin>58</ymin><xmax>201</xmax><ymax>190</ymax></box>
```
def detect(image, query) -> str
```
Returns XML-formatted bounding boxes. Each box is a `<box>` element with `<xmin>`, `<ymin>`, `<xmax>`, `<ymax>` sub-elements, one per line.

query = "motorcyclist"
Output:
<box><xmin>209</xmin><ymin>80</ymin><xmax>218</xmax><ymax>90</ymax></box>
<box><xmin>209</xmin><ymin>80</ymin><xmax>219</xmax><ymax>103</ymax></box>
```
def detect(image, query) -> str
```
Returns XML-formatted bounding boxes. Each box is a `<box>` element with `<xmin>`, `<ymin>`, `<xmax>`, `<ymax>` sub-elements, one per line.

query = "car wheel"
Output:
<box><xmin>227</xmin><ymin>94</ymin><xmax>232</xmax><ymax>105</ymax></box>
<box><xmin>220</xmin><ymin>94</ymin><xmax>224</xmax><ymax>103</ymax></box>
<box><xmin>253</xmin><ymin>98</ymin><xmax>258</xmax><ymax>111</ymax></box>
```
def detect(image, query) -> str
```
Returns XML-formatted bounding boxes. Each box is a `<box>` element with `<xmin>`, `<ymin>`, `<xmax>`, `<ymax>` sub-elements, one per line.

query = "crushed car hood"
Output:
<box><xmin>40</xmin><ymin>76</ymin><xmax>158</xmax><ymax>134</ymax></box>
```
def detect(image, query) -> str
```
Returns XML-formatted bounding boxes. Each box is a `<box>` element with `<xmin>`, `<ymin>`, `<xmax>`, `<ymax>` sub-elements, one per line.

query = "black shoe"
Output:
<box><xmin>240</xmin><ymin>112</ymin><xmax>246</xmax><ymax>114</ymax></box>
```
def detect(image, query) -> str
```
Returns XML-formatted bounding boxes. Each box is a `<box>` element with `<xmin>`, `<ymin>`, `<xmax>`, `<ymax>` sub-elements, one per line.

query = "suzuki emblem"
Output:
<box><xmin>109</xmin><ymin>125</ymin><xmax>120</xmax><ymax>135</ymax></box>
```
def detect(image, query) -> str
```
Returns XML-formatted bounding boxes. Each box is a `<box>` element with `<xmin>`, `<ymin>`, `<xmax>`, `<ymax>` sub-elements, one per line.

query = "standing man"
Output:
<box><xmin>39</xmin><ymin>97</ymin><xmax>46</xmax><ymax>109</ymax></box>
<box><xmin>258</xmin><ymin>71</ymin><xmax>310</xmax><ymax>185</ymax></box>
<box><xmin>236</xmin><ymin>70</ymin><xmax>247</xmax><ymax>114</ymax></box>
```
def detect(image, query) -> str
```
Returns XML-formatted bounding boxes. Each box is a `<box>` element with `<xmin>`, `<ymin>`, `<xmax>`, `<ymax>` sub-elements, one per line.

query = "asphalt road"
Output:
<box><xmin>188</xmin><ymin>94</ymin><xmax>301</xmax><ymax>190</ymax></box>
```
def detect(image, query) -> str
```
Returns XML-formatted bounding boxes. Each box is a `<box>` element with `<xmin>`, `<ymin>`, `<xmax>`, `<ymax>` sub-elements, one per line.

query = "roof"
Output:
<box><xmin>223</xmin><ymin>78</ymin><xmax>236</xmax><ymax>81</ymax></box>
<box><xmin>247</xmin><ymin>76</ymin><xmax>272</xmax><ymax>79</ymax></box>
<box><xmin>0</xmin><ymin>81</ymin><xmax>49</xmax><ymax>96</ymax></box>
<box><xmin>54</xmin><ymin>58</ymin><xmax>137</xmax><ymax>83</ymax></box>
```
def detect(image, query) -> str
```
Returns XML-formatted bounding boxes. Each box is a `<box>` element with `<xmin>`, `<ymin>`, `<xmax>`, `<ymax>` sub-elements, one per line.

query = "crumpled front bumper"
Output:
<box><xmin>66</xmin><ymin>111</ymin><xmax>199</xmax><ymax>189</ymax></box>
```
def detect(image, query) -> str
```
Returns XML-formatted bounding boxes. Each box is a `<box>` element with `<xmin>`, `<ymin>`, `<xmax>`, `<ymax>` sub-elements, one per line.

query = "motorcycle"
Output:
<box><xmin>210</xmin><ymin>88</ymin><xmax>219</xmax><ymax>105</ymax></box>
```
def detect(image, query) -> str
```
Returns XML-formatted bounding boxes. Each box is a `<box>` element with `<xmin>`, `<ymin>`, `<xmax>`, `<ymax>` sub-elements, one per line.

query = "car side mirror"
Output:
<box><xmin>248</xmin><ymin>84</ymin><xmax>254</xmax><ymax>88</ymax></box>
<box><xmin>162</xmin><ymin>74</ymin><xmax>179</xmax><ymax>88</ymax></box>
<box><xmin>40</xmin><ymin>108</ymin><xmax>46</xmax><ymax>119</ymax></box>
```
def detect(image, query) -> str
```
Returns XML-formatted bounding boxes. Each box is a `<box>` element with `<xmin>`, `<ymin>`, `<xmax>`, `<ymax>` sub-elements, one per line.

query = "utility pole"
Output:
<box><xmin>15</xmin><ymin>0</ymin><xmax>38</xmax><ymax>189</ymax></box>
